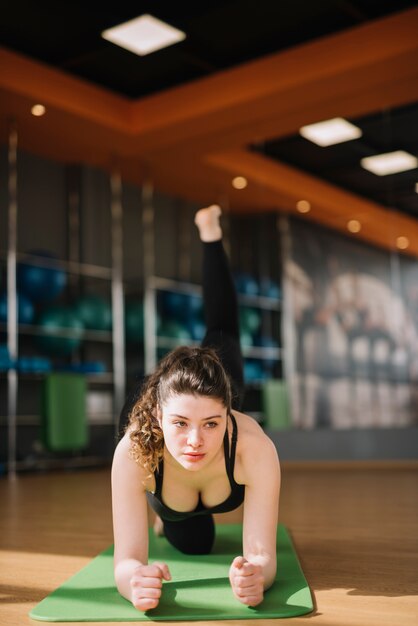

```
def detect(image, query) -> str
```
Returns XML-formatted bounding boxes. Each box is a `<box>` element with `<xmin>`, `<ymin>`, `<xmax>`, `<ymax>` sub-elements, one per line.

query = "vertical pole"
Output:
<box><xmin>110</xmin><ymin>170</ymin><xmax>126</xmax><ymax>438</ymax></box>
<box><xmin>142</xmin><ymin>181</ymin><xmax>157</xmax><ymax>374</ymax></box>
<box><xmin>7</xmin><ymin>123</ymin><xmax>18</xmax><ymax>478</ymax></box>
<box><xmin>278</xmin><ymin>214</ymin><xmax>294</xmax><ymax>424</ymax></box>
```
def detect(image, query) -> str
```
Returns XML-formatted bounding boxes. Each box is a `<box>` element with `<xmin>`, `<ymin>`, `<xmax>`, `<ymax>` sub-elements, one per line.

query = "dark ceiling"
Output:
<box><xmin>1</xmin><ymin>0</ymin><xmax>418</xmax><ymax>219</ymax></box>
<box><xmin>1</xmin><ymin>0</ymin><xmax>416</xmax><ymax>99</ymax></box>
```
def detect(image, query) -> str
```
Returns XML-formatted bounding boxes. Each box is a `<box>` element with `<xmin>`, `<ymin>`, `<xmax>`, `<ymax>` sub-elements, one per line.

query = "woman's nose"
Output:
<box><xmin>187</xmin><ymin>428</ymin><xmax>202</xmax><ymax>447</ymax></box>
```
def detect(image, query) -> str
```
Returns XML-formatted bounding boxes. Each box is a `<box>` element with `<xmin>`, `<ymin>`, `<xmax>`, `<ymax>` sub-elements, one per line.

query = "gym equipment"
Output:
<box><xmin>244</xmin><ymin>359</ymin><xmax>265</xmax><ymax>382</ymax></box>
<box><xmin>159</xmin><ymin>320</ymin><xmax>192</xmax><ymax>343</ymax></box>
<box><xmin>41</xmin><ymin>373</ymin><xmax>88</xmax><ymax>451</ymax></box>
<box><xmin>17</xmin><ymin>356</ymin><xmax>51</xmax><ymax>373</ymax></box>
<box><xmin>262</xmin><ymin>379</ymin><xmax>291</xmax><ymax>430</ymax></box>
<box><xmin>240</xmin><ymin>330</ymin><xmax>253</xmax><ymax>347</ymax></box>
<box><xmin>239</xmin><ymin>306</ymin><xmax>261</xmax><ymax>335</ymax></box>
<box><xmin>160</xmin><ymin>290</ymin><xmax>189</xmax><ymax>321</ymax></box>
<box><xmin>188</xmin><ymin>318</ymin><xmax>205</xmax><ymax>341</ymax></box>
<box><xmin>0</xmin><ymin>291</ymin><xmax>35</xmax><ymax>325</ymax></box>
<box><xmin>74</xmin><ymin>295</ymin><xmax>112</xmax><ymax>331</ymax></box>
<box><xmin>17</xmin><ymin>251</ymin><xmax>67</xmax><ymax>303</ymax></box>
<box><xmin>234</xmin><ymin>272</ymin><xmax>259</xmax><ymax>296</ymax></box>
<box><xmin>29</xmin><ymin>524</ymin><xmax>312</xmax><ymax>621</ymax></box>
<box><xmin>160</xmin><ymin>291</ymin><xmax>203</xmax><ymax>324</ymax></box>
<box><xmin>36</xmin><ymin>307</ymin><xmax>84</xmax><ymax>356</ymax></box>
<box><xmin>0</xmin><ymin>345</ymin><xmax>14</xmax><ymax>371</ymax></box>
<box><xmin>125</xmin><ymin>300</ymin><xmax>144</xmax><ymax>343</ymax></box>
<box><xmin>260</xmin><ymin>277</ymin><xmax>281</xmax><ymax>299</ymax></box>
<box><xmin>59</xmin><ymin>361</ymin><xmax>106</xmax><ymax>374</ymax></box>
<box><xmin>256</xmin><ymin>335</ymin><xmax>279</xmax><ymax>369</ymax></box>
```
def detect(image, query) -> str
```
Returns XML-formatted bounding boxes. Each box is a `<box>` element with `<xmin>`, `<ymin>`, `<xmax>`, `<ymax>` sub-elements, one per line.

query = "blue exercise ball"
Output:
<box><xmin>36</xmin><ymin>307</ymin><xmax>84</xmax><ymax>356</ymax></box>
<box><xmin>0</xmin><ymin>292</ymin><xmax>35</xmax><ymax>325</ymax></box>
<box><xmin>160</xmin><ymin>291</ymin><xmax>190</xmax><ymax>322</ymax></box>
<box><xmin>260</xmin><ymin>278</ymin><xmax>281</xmax><ymax>299</ymax></box>
<box><xmin>188</xmin><ymin>318</ymin><xmax>206</xmax><ymax>341</ymax></box>
<box><xmin>244</xmin><ymin>359</ymin><xmax>265</xmax><ymax>382</ymax></box>
<box><xmin>17</xmin><ymin>251</ymin><xmax>67</xmax><ymax>303</ymax></box>
<box><xmin>74</xmin><ymin>295</ymin><xmax>112</xmax><ymax>331</ymax></box>
<box><xmin>234</xmin><ymin>273</ymin><xmax>259</xmax><ymax>296</ymax></box>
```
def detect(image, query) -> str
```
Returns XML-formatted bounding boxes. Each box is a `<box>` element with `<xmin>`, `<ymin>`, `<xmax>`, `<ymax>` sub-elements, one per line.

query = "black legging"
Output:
<box><xmin>201</xmin><ymin>240</ymin><xmax>244</xmax><ymax>411</ymax></box>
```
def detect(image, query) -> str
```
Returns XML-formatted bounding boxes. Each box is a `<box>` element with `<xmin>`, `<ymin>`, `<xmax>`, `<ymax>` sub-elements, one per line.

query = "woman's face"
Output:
<box><xmin>159</xmin><ymin>394</ymin><xmax>227</xmax><ymax>471</ymax></box>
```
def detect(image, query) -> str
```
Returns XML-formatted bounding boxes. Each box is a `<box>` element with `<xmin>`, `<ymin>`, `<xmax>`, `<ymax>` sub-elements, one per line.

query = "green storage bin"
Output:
<box><xmin>42</xmin><ymin>373</ymin><xmax>88</xmax><ymax>451</ymax></box>
<box><xmin>262</xmin><ymin>378</ymin><xmax>291</xmax><ymax>429</ymax></box>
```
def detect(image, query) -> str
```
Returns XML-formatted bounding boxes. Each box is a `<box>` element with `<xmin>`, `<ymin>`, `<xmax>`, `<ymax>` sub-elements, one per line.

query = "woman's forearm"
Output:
<box><xmin>114</xmin><ymin>558</ymin><xmax>145</xmax><ymax>601</ymax></box>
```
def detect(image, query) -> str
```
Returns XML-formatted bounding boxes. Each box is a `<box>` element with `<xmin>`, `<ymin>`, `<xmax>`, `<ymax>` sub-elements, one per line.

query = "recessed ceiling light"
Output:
<box><xmin>31</xmin><ymin>104</ymin><xmax>46</xmax><ymax>117</ymax></box>
<box><xmin>232</xmin><ymin>176</ymin><xmax>248</xmax><ymax>189</ymax></box>
<box><xmin>347</xmin><ymin>219</ymin><xmax>361</xmax><ymax>233</ymax></box>
<box><xmin>102</xmin><ymin>14</ymin><xmax>186</xmax><ymax>56</ymax></box>
<box><xmin>296</xmin><ymin>200</ymin><xmax>311</xmax><ymax>213</ymax></box>
<box><xmin>361</xmin><ymin>151</ymin><xmax>418</xmax><ymax>176</ymax></box>
<box><xmin>396</xmin><ymin>236</ymin><xmax>409</xmax><ymax>250</ymax></box>
<box><xmin>299</xmin><ymin>117</ymin><xmax>362</xmax><ymax>147</ymax></box>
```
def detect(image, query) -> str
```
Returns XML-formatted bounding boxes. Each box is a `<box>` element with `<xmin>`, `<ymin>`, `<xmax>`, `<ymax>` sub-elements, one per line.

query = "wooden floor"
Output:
<box><xmin>1</xmin><ymin>463</ymin><xmax>417</xmax><ymax>626</ymax></box>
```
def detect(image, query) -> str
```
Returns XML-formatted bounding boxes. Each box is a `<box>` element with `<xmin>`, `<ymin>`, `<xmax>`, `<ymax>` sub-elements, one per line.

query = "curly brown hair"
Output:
<box><xmin>128</xmin><ymin>345</ymin><xmax>232</xmax><ymax>474</ymax></box>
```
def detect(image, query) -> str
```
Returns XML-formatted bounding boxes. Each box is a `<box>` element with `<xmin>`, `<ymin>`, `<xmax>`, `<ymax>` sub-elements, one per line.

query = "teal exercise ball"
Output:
<box><xmin>159</xmin><ymin>321</ymin><xmax>191</xmax><ymax>344</ymax></box>
<box><xmin>74</xmin><ymin>295</ymin><xmax>112</xmax><ymax>331</ymax></box>
<box><xmin>36</xmin><ymin>307</ymin><xmax>84</xmax><ymax>356</ymax></box>
<box><xmin>239</xmin><ymin>307</ymin><xmax>261</xmax><ymax>335</ymax></box>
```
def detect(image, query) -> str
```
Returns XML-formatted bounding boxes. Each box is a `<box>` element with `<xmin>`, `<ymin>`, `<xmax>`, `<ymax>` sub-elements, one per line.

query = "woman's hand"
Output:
<box><xmin>130</xmin><ymin>562</ymin><xmax>171</xmax><ymax>611</ymax></box>
<box><xmin>229</xmin><ymin>556</ymin><xmax>264</xmax><ymax>606</ymax></box>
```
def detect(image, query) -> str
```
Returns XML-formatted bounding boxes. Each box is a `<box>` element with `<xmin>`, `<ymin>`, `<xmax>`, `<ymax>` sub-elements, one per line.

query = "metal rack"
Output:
<box><xmin>5</xmin><ymin>125</ymin><xmax>126</xmax><ymax>477</ymax></box>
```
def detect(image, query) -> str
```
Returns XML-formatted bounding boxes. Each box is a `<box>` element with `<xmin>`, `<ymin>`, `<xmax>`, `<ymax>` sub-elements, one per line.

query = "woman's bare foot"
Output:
<box><xmin>153</xmin><ymin>515</ymin><xmax>164</xmax><ymax>537</ymax></box>
<box><xmin>194</xmin><ymin>205</ymin><xmax>222</xmax><ymax>242</ymax></box>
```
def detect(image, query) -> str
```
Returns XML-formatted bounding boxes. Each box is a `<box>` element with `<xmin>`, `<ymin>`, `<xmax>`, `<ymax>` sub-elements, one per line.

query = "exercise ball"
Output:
<box><xmin>240</xmin><ymin>330</ymin><xmax>253</xmax><ymax>347</ymax></box>
<box><xmin>74</xmin><ymin>295</ymin><xmax>112</xmax><ymax>331</ymax></box>
<box><xmin>260</xmin><ymin>278</ymin><xmax>281</xmax><ymax>299</ymax></box>
<box><xmin>36</xmin><ymin>307</ymin><xmax>84</xmax><ymax>356</ymax></box>
<box><xmin>125</xmin><ymin>300</ymin><xmax>144</xmax><ymax>343</ymax></box>
<box><xmin>189</xmin><ymin>318</ymin><xmax>206</xmax><ymax>341</ymax></box>
<box><xmin>160</xmin><ymin>291</ymin><xmax>190</xmax><ymax>322</ymax></box>
<box><xmin>239</xmin><ymin>307</ymin><xmax>261</xmax><ymax>335</ymax></box>
<box><xmin>244</xmin><ymin>359</ymin><xmax>265</xmax><ymax>382</ymax></box>
<box><xmin>234</xmin><ymin>273</ymin><xmax>259</xmax><ymax>296</ymax></box>
<box><xmin>159</xmin><ymin>321</ymin><xmax>191</xmax><ymax>344</ymax></box>
<box><xmin>0</xmin><ymin>292</ymin><xmax>35</xmax><ymax>325</ymax></box>
<box><xmin>188</xmin><ymin>294</ymin><xmax>203</xmax><ymax>318</ymax></box>
<box><xmin>255</xmin><ymin>335</ymin><xmax>279</xmax><ymax>369</ymax></box>
<box><xmin>17</xmin><ymin>251</ymin><xmax>67</xmax><ymax>303</ymax></box>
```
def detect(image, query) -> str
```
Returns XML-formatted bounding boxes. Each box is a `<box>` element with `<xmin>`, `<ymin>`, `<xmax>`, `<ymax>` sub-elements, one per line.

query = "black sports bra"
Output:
<box><xmin>146</xmin><ymin>412</ymin><xmax>245</xmax><ymax>521</ymax></box>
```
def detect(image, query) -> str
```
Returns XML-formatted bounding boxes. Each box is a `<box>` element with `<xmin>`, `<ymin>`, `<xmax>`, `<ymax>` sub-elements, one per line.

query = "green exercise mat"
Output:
<box><xmin>30</xmin><ymin>524</ymin><xmax>312</xmax><ymax>622</ymax></box>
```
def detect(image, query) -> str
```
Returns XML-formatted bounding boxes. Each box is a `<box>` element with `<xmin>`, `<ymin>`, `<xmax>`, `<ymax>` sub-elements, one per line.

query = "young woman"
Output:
<box><xmin>112</xmin><ymin>205</ymin><xmax>281</xmax><ymax>612</ymax></box>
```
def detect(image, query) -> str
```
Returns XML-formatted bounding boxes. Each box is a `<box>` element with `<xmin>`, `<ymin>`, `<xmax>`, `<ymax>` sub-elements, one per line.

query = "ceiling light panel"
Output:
<box><xmin>102</xmin><ymin>14</ymin><xmax>186</xmax><ymax>56</ymax></box>
<box><xmin>299</xmin><ymin>117</ymin><xmax>362</xmax><ymax>146</ymax></box>
<box><xmin>361</xmin><ymin>151</ymin><xmax>418</xmax><ymax>176</ymax></box>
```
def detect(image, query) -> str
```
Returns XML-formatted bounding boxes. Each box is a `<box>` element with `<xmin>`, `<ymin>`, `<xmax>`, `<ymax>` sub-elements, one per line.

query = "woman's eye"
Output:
<box><xmin>205</xmin><ymin>421</ymin><xmax>218</xmax><ymax>429</ymax></box>
<box><xmin>174</xmin><ymin>421</ymin><xmax>187</xmax><ymax>428</ymax></box>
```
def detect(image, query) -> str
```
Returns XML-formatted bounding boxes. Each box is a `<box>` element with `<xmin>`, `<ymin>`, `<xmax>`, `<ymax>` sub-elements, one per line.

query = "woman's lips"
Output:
<box><xmin>183</xmin><ymin>452</ymin><xmax>205</xmax><ymax>461</ymax></box>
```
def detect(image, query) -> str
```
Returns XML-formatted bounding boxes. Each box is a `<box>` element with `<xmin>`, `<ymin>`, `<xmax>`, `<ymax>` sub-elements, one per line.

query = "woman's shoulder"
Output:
<box><xmin>233</xmin><ymin>410</ymin><xmax>278</xmax><ymax>454</ymax></box>
<box><xmin>112</xmin><ymin>429</ymin><xmax>150</xmax><ymax>484</ymax></box>
<box><xmin>232</xmin><ymin>410</ymin><xmax>280</xmax><ymax>481</ymax></box>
